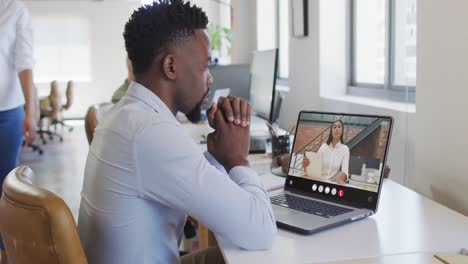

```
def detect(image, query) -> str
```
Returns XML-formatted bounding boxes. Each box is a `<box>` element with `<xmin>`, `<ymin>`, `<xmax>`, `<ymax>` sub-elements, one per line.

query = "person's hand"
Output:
<box><xmin>334</xmin><ymin>172</ymin><xmax>348</xmax><ymax>185</ymax></box>
<box><xmin>23</xmin><ymin>114</ymin><xmax>37</xmax><ymax>146</ymax></box>
<box><xmin>207</xmin><ymin>109</ymin><xmax>250</xmax><ymax>172</ymax></box>
<box><xmin>302</xmin><ymin>155</ymin><xmax>310</xmax><ymax>174</ymax></box>
<box><xmin>208</xmin><ymin>96</ymin><xmax>251</xmax><ymax>129</ymax></box>
<box><xmin>207</xmin><ymin>102</ymin><xmax>218</xmax><ymax>129</ymax></box>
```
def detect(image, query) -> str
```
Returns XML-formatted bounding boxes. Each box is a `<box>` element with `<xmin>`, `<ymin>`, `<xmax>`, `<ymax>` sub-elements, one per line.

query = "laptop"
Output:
<box><xmin>200</xmin><ymin>88</ymin><xmax>231</xmax><ymax>124</ymax></box>
<box><xmin>202</xmin><ymin>88</ymin><xmax>231</xmax><ymax>110</ymax></box>
<box><xmin>270</xmin><ymin>111</ymin><xmax>393</xmax><ymax>234</ymax></box>
<box><xmin>211</xmin><ymin>88</ymin><xmax>230</xmax><ymax>106</ymax></box>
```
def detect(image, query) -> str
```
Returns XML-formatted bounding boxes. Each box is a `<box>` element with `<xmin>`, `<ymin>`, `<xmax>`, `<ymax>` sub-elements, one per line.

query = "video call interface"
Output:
<box><xmin>288</xmin><ymin>113</ymin><xmax>391</xmax><ymax>193</ymax></box>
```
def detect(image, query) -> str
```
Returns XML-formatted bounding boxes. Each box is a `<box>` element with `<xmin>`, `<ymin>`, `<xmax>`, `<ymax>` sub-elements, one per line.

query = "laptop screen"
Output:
<box><xmin>286</xmin><ymin>111</ymin><xmax>393</xmax><ymax>211</ymax></box>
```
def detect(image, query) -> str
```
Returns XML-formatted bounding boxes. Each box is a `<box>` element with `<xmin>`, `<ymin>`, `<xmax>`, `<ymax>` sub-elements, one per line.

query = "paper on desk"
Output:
<box><xmin>434</xmin><ymin>253</ymin><xmax>468</xmax><ymax>264</ymax></box>
<box><xmin>260</xmin><ymin>171</ymin><xmax>285</xmax><ymax>191</ymax></box>
<box><xmin>250</xmin><ymin>158</ymin><xmax>272</xmax><ymax>175</ymax></box>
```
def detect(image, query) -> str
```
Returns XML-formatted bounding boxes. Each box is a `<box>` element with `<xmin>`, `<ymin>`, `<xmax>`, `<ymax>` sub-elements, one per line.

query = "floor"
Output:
<box><xmin>19</xmin><ymin>121</ymin><xmax>88</xmax><ymax>221</ymax></box>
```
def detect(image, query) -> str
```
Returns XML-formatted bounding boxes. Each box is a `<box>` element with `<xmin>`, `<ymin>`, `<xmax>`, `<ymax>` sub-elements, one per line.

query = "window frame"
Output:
<box><xmin>276</xmin><ymin>0</ymin><xmax>289</xmax><ymax>81</ymax></box>
<box><xmin>348</xmin><ymin>0</ymin><xmax>416</xmax><ymax>103</ymax></box>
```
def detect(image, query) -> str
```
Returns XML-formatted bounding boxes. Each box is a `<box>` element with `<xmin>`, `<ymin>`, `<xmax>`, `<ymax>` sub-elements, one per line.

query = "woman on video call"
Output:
<box><xmin>303</xmin><ymin>120</ymin><xmax>350</xmax><ymax>184</ymax></box>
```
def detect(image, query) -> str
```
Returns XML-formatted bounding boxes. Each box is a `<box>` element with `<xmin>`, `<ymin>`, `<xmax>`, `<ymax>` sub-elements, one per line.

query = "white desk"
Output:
<box><xmin>183</xmin><ymin>115</ymin><xmax>284</xmax><ymax>144</ymax></box>
<box><xmin>183</xmin><ymin>118</ymin><xmax>468</xmax><ymax>263</ymax></box>
<box><xmin>217</xmin><ymin>179</ymin><xmax>468</xmax><ymax>263</ymax></box>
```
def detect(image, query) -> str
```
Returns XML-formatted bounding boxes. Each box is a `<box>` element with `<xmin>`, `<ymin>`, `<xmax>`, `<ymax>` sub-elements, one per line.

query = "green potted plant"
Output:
<box><xmin>206</xmin><ymin>24</ymin><xmax>232</xmax><ymax>64</ymax></box>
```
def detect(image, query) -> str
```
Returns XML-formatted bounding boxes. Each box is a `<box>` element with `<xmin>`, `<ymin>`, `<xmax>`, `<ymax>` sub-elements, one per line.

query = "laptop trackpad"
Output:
<box><xmin>273</xmin><ymin>204</ymin><xmax>331</xmax><ymax>231</ymax></box>
<box><xmin>274</xmin><ymin>205</ymin><xmax>301</xmax><ymax>218</ymax></box>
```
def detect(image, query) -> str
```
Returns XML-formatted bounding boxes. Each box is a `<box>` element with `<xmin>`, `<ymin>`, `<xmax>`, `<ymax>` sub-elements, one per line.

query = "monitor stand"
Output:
<box><xmin>249</xmin><ymin>136</ymin><xmax>268</xmax><ymax>154</ymax></box>
<box><xmin>249</xmin><ymin>115</ymin><xmax>271</xmax><ymax>154</ymax></box>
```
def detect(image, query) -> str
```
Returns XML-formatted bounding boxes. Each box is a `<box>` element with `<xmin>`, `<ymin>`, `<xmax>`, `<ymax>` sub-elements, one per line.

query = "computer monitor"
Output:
<box><xmin>208</xmin><ymin>64</ymin><xmax>251</xmax><ymax>100</ymax></box>
<box><xmin>249</xmin><ymin>49</ymin><xmax>278</xmax><ymax>122</ymax></box>
<box><xmin>271</xmin><ymin>90</ymin><xmax>285</xmax><ymax>124</ymax></box>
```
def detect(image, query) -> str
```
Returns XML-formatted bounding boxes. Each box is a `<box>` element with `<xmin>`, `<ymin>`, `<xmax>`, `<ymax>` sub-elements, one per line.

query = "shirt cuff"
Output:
<box><xmin>204</xmin><ymin>151</ymin><xmax>227</xmax><ymax>175</ymax></box>
<box><xmin>229</xmin><ymin>166</ymin><xmax>262</xmax><ymax>187</ymax></box>
<box><xmin>15</xmin><ymin>61</ymin><xmax>34</xmax><ymax>73</ymax></box>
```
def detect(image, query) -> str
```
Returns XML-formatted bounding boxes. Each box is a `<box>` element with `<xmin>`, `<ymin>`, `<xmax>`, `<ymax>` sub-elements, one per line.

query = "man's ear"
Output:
<box><xmin>162</xmin><ymin>54</ymin><xmax>176</xmax><ymax>80</ymax></box>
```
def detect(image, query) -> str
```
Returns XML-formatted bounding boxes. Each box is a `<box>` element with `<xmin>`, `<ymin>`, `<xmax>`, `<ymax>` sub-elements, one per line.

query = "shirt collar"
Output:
<box><xmin>126</xmin><ymin>81</ymin><xmax>178</xmax><ymax>123</ymax></box>
<box><xmin>328</xmin><ymin>141</ymin><xmax>344</xmax><ymax>148</ymax></box>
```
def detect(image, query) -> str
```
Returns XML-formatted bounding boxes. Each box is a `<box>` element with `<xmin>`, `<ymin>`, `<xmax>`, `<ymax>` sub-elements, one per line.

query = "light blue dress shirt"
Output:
<box><xmin>77</xmin><ymin>82</ymin><xmax>277</xmax><ymax>264</ymax></box>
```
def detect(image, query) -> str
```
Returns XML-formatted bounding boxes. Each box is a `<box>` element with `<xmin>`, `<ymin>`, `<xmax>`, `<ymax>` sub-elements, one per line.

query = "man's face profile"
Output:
<box><xmin>175</xmin><ymin>30</ymin><xmax>213</xmax><ymax>123</ymax></box>
<box><xmin>186</xmin><ymin>87</ymin><xmax>210</xmax><ymax>123</ymax></box>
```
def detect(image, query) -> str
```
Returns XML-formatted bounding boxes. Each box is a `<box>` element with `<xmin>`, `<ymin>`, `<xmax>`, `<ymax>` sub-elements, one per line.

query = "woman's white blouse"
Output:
<box><xmin>318</xmin><ymin>142</ymin><xmax>350</xmax><ymax>180</ymax></box>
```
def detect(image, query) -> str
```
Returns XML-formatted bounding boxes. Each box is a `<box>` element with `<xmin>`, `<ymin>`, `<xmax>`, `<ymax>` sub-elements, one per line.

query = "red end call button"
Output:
<box><xmin>338</xmin><ymin>189</ymin><xmax>345</xmax><ymax>197</ymax></box>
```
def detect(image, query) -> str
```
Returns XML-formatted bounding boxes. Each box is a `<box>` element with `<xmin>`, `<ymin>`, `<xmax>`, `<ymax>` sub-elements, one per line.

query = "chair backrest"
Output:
<box><xmin>63</xmin><ymin>81</ymin><xmax>74</xmax><ymax>110</ymax></box>
<box><xmin>49</xmin><ymin>81</ymin><xmax>61</xmax><ymax>119</ymax></box>
<box><xmin>349</xmin><ymin>155</ymin><xmax>365</xmax><ymax>176</ymax></box>
<box><xmin>84</xmin><ymin>103</ymin><xmax>113</xmax><ymax>145</ymax></box>
<box><xmin>365</xmin><ymin>157</ymin><xmax>381</xmax><ymax>170</ymax></box>
<box><xmin>0</xmin><ymin>167</ymin><xmax>87</xmax><ymax>264</ymax></box>
<box><xmin>33</xmin><ymin>84</ymin><xmax>41</xmax><ymax>121</ymax></box>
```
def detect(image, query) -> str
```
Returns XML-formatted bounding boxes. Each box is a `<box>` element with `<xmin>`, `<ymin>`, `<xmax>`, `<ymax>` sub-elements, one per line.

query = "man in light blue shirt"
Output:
<box><xmin>77</xmin><ymin>1</ymin><xmax>277</xmax><ymax>263</ymax></box>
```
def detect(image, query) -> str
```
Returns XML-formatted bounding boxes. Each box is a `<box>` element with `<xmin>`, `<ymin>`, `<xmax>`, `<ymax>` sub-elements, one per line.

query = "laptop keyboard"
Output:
<box><xmin>270</xmin><ymin>194</ymin><xmax>353</xmax><ymax>218</ymax></box>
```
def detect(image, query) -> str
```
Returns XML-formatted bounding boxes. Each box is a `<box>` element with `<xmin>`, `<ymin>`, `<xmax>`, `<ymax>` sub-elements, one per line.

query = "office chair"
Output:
<box><xmin>348</xmin><ymin>155</ymin><xmax>365</xmax><ymax>177</ymax></box>
<box><xmin>38</xmin><ymin>81</ymin><xmax>63</xmax><ymax>143</ymax></box>
<box><xmin>84</xmin><ymin>102</ymin><xmax>113</xmax><ymax>144</ymax></box>
<box><xmin>365</xmin><ymin>157</ymin><xmax>381</xmax><ymax>170</ymax></box>
<box><xmin>63</xmin><ymin>81</ymin><xmax>74</xmax><ymax>111</ymax></box>
<box><xmin>23</xmin><ymin>141</ymin><xmax>44</xmax><ymax>155</ymax></box>
<box><xmin>53</xmin><ymin>80</ymin><xmax>74</xmax><ymax>133</ymax></box>
<box><xmin>348</xmin><ymin>156</ymin><xmax>390</xmax><ymax>179</ymax></box>
<box><xmin>0</xmin><ymin>166</ymin><xmax>87</xmax><ymax>263</ymax></box>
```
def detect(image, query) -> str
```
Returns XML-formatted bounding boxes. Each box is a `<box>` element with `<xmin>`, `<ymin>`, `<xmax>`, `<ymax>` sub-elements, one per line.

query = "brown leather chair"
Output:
<box><xmin>84</xmin><ymin>103</ymin><xmax>113</xmax><ymax>144</ymax></box>
<box><xmin>38</xmin><ymin>81</ymin><xmax>63</xmax><ymax>143</ymax></box>
<box><xmin>62</xmin><ymin>81</ymin><xmax>74</xmax><ymax>111</ymax></box>
<box><xmin>0</xmin><ymin>167</ymin><xmax>87</xmax><ymax>263</ymax></box>
<box><xmin>54</xmin><ymin>80</ymin><xmax>75</xmax><ymax>132</ymax></box>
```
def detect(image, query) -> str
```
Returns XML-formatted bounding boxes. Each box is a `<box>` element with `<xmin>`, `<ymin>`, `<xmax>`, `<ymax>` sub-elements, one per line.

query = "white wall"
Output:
<box><xmin>231</xmin><ymin>0</ymin><xmax>257</xmax><ymax>64</ymax></box>
<box><xmin>279</xmin><ymin>0</ymin><xmax>321</xmax><ymax>126</ymax></box>
<box><xmin>25</xmin><ymin>0</ymin><xmax>130</xmax><ymax>118</ymax></box>
<box><xmin>416</xmin><ymin>0</ymin><xmax>468</xmax><ymax>216</ymax></box>
<box><xmin>193</xmin><ymin>0</ymin><xmax>232</xmax><ymax>63</ymax></box>
<box><xmin>279</xmin><ymin>0</ymin><xmax>415</xmax><ymax>186</ymax></box>
<box><xmin>319</xmin><ymin>0</ymin><xmax>347</xmax><ymax>99</ymax></box>
<box><xmin>135</xmin><ymin>0</ymin><xmax>229</xmax><ymax>28</ymax></box>
<box><xmin>26</xmin><ymin>0</ymin><xmax>227</xmax><ymax>118</ymax></box>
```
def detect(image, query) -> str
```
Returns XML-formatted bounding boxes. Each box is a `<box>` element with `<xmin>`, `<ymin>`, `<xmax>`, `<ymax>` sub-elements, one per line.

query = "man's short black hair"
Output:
<box><xmin>123</xmin><ymin>0</ymin><xmax>209</xmax><ymax>74</ymax></box>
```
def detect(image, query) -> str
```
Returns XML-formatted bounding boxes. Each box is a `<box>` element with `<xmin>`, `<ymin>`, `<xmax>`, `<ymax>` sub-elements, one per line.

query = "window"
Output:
<box><xmin>278</xmin><ymin>0</ymin><xmax>289</xmax><ymax>79</ymax></box>
<box><xmin>140</xmin><ymin>0</ymin><xmax>232</xmax><ymax>63</ymax></box>
<box><xmin>257</xmin><ymin>0</ymin><xmax>289</xmax><ymax>79</ymax></box>
<box><xmin>350</xmin><ymin>0</ymin><xmax>416</xmax><ymax>102</ymax></box>
<box><xmin>33</xmin><ymin>17</ymin><xmax>91</xmax><ymax>83</ymax></box>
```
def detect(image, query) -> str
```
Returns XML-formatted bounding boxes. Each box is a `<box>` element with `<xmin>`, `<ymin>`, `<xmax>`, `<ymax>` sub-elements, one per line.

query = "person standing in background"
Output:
<box><xmin>0</xmin><ymin>0</ymin><xmax>37</xmax><ymax>262</ymax></box>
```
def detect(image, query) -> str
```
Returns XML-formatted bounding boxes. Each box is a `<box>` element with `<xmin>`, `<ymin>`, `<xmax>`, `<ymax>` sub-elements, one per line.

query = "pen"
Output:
<box><xmin>266</xmin><ymin>122</ymin><xmax>277</xmax><ymax>138</ymax></box>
